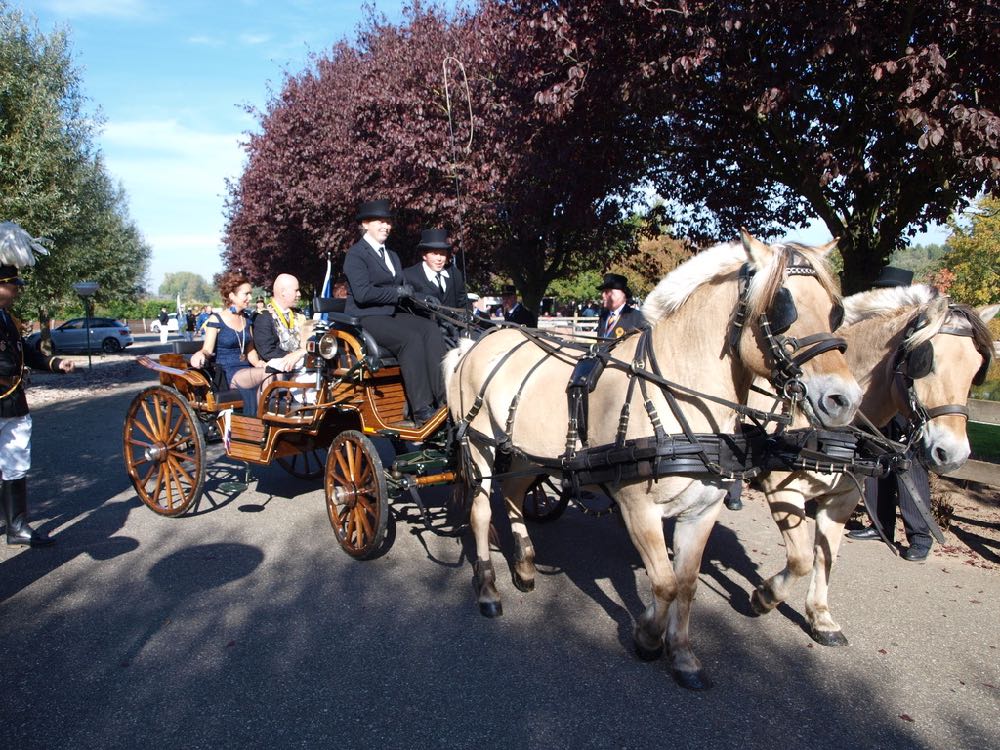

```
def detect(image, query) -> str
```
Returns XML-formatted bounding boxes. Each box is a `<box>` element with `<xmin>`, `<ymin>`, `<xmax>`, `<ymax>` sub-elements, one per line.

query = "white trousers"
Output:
<box><xmin>0</xmin><ymin>414</ymin><xmax>32</xmax><ymax>480</ymax></box>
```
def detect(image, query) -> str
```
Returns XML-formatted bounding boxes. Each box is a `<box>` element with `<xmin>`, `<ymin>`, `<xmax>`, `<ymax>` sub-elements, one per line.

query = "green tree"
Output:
<box><xmin>158</xmin><ymin>271</ymin><xmax>214</xmax><ymax>303</ymax></box>
<box><xmin>0</xmin><ymin>4</ymin><xmax>149</xmax><ymax>326</ymax></box>
<box><xmin>938</xmin><ymin>197</ymin><xmax>1000</xmax><ymax>305</ymax></box>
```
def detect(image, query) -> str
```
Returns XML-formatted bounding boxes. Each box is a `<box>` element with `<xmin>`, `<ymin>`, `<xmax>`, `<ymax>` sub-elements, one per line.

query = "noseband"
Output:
<box><xmin>728</xmin><ymin>253</ymin><xmax>848</xmax><ymax>400</ymax></box>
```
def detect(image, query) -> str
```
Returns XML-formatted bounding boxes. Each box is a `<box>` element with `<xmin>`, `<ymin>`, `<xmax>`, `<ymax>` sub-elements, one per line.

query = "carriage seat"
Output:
<box><xmin>313</xmin><ymin>297</ymin><xmax>399</xmax><ymax>370</ymax></box>
<box><xmin>170</xmin><ymin>340</ymin><xmax>243</xmax><ymax>407</ymax></box>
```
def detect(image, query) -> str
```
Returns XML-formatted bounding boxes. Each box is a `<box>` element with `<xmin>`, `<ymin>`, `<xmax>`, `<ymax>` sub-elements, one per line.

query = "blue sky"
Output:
<box><xmin>22</xmin><ymin>0</ymin><xmax>947</xmax><ymax>295</ymax></box>
<box><xmin>23</xmin><ymin>0</ymin><xmax>422</xmax><ymax>293</ymax></box>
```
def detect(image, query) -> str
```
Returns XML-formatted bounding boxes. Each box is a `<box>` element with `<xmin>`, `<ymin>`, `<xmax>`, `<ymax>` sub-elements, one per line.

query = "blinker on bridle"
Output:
<box><xmin>728</xmin><ymin>252</ymin><xmax>848</xmax><ymax>399</ymax></box>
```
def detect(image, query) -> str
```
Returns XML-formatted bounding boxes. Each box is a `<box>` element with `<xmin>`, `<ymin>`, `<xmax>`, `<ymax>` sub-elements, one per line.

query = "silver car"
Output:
<box><xmin>26</xmin><ymin>317</ymin><xmax>134</xmax><ymax>354</ymax></box>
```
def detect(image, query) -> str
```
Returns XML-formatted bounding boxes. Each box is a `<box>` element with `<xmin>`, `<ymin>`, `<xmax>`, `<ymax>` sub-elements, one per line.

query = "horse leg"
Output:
<box><xmin>751</xmin><ymin>480</ymin><xmax>812</xmax><ymax>616</ymax></box>
<box><xmin>664</xmin><ymin>486</ymin><xmax>724</xmax><ymax>690</ymax></box>
<box><xmin>615</xmin><ymin>489</ymin><xmax>677</xmax><ymax>664</ymax></box>
<box><xmin>805</xmin><ymin>481</ymin><xmax>858</xmax><ymax>646</ymax></box>
<box><xmin>466</xmin><ymin>443</ymin><xmax>503</xmax><ymax>618</ymax></box>
<box><xmin>502</xmin><ymin>473</ymin><xmax>540</xmax><ymax>593</ymax></box>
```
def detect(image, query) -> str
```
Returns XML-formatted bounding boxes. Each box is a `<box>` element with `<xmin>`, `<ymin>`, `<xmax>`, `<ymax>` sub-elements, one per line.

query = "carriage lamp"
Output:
<box><xmin>72</xmin><ymin>281</ymin><xmax>100</xmax><ymax>369</ymax></box>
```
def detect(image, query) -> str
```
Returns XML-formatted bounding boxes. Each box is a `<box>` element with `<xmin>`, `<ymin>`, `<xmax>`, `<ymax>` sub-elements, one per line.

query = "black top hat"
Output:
<box><xmin>417</xmin><ymin>228</ymin><xmax>451</xmax><ymax>251</ymax></box>
<box><xmin>872</xmin><ymin>266</ymin><xmax>913</xmax><ymax>288</ymax></box>
<box><xmin>0</xmin><ymin>265</ymin><xmax>25</xmax><ymax>286</ymax></box>
<box><xmin>597</xmin><ymin>273</ymin><xmax>630</xmax><ymax>295</ymax></box>
<box><xmin>356</xmin><ymin>199</ymin><xmax>394</xmax><ymax>222</ymax></box>
<box><xmin>501</xmin><ymin>285</ymin><xmax>517</xmax><ymax>296</ymax></box>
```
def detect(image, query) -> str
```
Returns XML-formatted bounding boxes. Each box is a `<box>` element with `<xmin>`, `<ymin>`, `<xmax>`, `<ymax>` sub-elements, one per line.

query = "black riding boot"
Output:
<box><xmin>4</xmin><ymin>477</ymin><xmax>54</xmax><ymax>546</ymax></box>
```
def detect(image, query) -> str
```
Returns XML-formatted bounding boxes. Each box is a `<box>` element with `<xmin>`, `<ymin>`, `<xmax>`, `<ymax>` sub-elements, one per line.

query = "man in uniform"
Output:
<box><xmin>0</xmin><ymin>244</ymin><xmax>74</xmax><ymax>546</ymax></box>
<box><xmin>596</xmin><ymin>273</ymin><xmax>645</xmax><ymax>339</ymax></box>
<box><xmin>500</xmin><ymin>285</ymin><xmax>537</xmax><ymax>327</ymax></box>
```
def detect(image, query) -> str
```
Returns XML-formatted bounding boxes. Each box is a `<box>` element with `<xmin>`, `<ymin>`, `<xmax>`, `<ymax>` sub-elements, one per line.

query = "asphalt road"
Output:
<box><xmin>1</xmin><ymin>341</ymin><xmax>998</xmax><ymax>749</ymax></box>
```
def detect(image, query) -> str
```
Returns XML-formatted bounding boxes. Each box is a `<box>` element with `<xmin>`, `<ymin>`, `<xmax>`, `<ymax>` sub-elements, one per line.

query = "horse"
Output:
<box><xmin>444</xmin><ymin>231</ymin><xmax>863</xmax><ymax>689</ymax></box>
<box><xmin>749</xmin><ymin>285</ymin><xmax>993</xmax><ymax>645</ymax></box>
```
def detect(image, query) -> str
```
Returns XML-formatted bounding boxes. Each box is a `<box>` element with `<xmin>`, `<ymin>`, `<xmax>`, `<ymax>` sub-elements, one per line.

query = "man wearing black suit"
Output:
<box><xmin>343</xmin><ymin>200</ymin><xmax>447</xmax><ymax>424</ymax></box>
<box><xmin>596</xmin><ymin>273</ymin><xmax>645</xmax><ymax>339</ymax></box>
<box><xmin>500</xmin><ymin>285</ymin><xmax>537</xmax><ymax>327</ymax></box>
<box><xmin>403</xmin><ymin>228</ymin><xmax>467</xmax><ymax>308</ymax></box>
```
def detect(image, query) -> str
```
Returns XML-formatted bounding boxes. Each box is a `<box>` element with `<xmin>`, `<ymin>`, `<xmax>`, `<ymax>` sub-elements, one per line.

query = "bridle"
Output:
<box><xmin>728</xmin><ymin>251</ymin><xmax>848</xmax><ymax>402</ymax></box>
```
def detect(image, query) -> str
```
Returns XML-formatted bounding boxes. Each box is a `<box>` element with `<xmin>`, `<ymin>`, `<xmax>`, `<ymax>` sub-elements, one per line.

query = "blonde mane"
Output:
<box><xmin>642</xmin><ymin>240</ymin><xmax>840</xmax><ymax>326</ymax></box>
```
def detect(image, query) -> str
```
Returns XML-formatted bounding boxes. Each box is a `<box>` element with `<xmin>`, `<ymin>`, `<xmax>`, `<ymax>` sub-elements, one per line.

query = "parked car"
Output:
<box><xmin>26</xmin><ymin>317</ymin><xmax>134</xmax><ymax>354</ymax></box>
<box><xmin>149</xmin><ymin>313</ymin><xmax>181</xmax><ymax>334</ymax></box>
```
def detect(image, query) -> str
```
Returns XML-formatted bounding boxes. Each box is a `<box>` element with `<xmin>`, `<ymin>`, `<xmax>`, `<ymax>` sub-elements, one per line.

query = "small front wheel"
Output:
<box><xmin>325</xmin><ymin>431</ymin><xmax>389</xmax><ymax>559</ymax></box>
<box><xmin>123</xmin><ymin>386</ymin><xmax>206</xmax><ymax>516</ymax></box>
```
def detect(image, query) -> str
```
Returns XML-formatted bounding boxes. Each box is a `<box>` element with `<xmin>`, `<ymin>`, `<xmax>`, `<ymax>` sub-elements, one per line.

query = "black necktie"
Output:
<box><xmin>435</xmin><ymin>272</ymin><xmax>445</xmax><ymax>294</ymax></box>
<box><xmin>378</xmin><ymin>246</ymin><xmax>389</xmax><ymax>270</ymax></box>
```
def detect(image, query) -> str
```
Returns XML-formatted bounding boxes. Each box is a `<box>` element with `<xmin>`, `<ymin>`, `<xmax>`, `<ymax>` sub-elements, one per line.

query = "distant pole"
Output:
<box><xmin>72</xmin><ymin>281</ymin><xmax>100</xmax><ymax>369</ymax></box>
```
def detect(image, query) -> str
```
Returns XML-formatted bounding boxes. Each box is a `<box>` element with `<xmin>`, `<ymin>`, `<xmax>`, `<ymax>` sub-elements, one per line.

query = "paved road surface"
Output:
<box><xmin>1</xmin><ymin>345</ymin><xmax>997</xmax><ymax>749</ymax></box>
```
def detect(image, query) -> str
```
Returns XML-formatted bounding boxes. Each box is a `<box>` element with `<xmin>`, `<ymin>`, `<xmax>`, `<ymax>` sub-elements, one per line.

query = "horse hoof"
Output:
<box><xmin>810</xmin><ymin>629</ymin><xmax>849</xmax><ymax>647</ymax></box>
<box><xmin>634</xmin><ymin>639</ymin><xmax>664</xmax><ymax>662</ymax></box>
<box><xmin>478</xmin><ymin>599</ymin><xmax>503</xmax><ymax>618</ymax></box>
<box><xmin>749</xmin><ymin>588</ymin><xmax>773</xmax><ymax>616</ymax></box>
<box><xmin>672</xmin><ymin>668</ymin><xmax>713</xmax><ymax>691</ymax></box>
<box><xmin>512</xmin><ymin>574</ymin><xmax>535</xmax><ymax>593</ymax></box>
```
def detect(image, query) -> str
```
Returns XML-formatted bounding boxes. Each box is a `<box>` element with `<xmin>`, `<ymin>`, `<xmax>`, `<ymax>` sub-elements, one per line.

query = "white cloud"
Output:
<box><xmin>41</xmin><ymin>0</ymin><xmax>147</xmax><ymax>18</ymax></box>
<box><xmin>239</xmin><ymin>33</ymin><xmax>271</xmax><ymax>45</ymax></box>
<box><xmin>187</xmin><ymin>35</ymin><xmax>225</xmax><ymax>47</ymax></box>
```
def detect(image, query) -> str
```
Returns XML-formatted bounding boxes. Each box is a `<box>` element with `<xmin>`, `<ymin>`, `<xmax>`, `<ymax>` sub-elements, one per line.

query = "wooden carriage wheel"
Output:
<box><xmin>277</xmin><ymin>446</ymin><xmax>328</xmax><ymax>480</ymax></box>
<box><xmin>523</xmin><ymin>474</ymin><xmax>570</xmax><ymax>522</ymax></box>
<box><xmin>325</xmin><ymin>431</ymin><xmax>389</xmax><ymax>559</ymax></box>
<box><xmin>123</xmin><ymin>386</ymin><xmax>206</xmax><ymax>516</ymax></box>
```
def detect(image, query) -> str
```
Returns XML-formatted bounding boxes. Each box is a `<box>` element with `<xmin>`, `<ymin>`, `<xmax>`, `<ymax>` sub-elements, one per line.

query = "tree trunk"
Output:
<box><xmin>838</xmin><ymin>232</ymin><xmax>891</xmax><ymax>295</ymax></box>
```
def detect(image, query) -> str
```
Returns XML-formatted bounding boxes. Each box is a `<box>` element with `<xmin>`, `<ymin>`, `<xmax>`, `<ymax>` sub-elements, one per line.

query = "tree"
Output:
<box><xmin>0</xmin><ymin>4</ymin><xmax>149</xmax><ymax>324</ymax></box>
<box><xmin>527</xmin><ymin>0</ymin><xmax>1000</xmax><ymax>292</ymax></box>
<box><xmin>158</xmin><ymin>271</ymin><xmax>214</xmax><ymax>302</ymax></box>
<box><xmin>224</xmin><ymin>2</ymin><xmax>653</xmax><ymax>311</ymax></box>
<box><xmin>936</xmin><ymin>197</ymin><xmax>1000</xmax><ymax>305</ymax></box>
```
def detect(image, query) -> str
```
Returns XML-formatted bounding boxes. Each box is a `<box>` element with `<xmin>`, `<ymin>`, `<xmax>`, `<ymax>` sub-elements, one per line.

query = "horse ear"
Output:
<box><xmin>817</xmin><ymin>237</ymin><xmax>839</xmax><ymax>257</ymax></box>
<box><xmin>739</xmin><ymin>229</ymin><xmax>771</xmax><ymax>267</ymax></box>
<box><xmin>978</xmin><ymin>303</ymin><xmax>999</xmax><ymax>324</ymax></box>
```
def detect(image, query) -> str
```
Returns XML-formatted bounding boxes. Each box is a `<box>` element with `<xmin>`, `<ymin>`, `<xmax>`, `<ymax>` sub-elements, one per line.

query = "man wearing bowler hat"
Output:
<box><xmin>343</xmin><ymin>200</ymin><xmax>447</xmax><ymax>425</ymax></box>
<box><xmin>403</xmin><ymin>228</ymin><xmax>467</xmax><ymax>308</ymax></box>
<box><xmin>596</xmin><ymin>273</ymin><xmax>645</xmax><ymax>339</ymax></box>
<box><xmin>0</xmin><ymin>224</ymin><xmax>74</xmax><ymax>546</ymax></box>
<box><xmin>500</xmin><ymin>285</ymin><xmax>536</xmax><ymax>328</ymax></box>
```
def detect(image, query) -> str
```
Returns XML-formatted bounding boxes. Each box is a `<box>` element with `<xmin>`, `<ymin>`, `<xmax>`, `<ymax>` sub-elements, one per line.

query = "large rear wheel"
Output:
<box><xmin>123</xmin><ymin>386</ymin><xmax>206</xmax><ymax>516</ymax></box>
<box><xmin>325</xmin><ymin>431</ymin><xmax>389</xmax><ymax>559</ymax></box>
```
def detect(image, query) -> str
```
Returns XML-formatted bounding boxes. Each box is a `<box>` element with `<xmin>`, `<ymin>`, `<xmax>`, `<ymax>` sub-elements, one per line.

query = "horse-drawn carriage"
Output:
<box><xmin>122</xmin><ymin>232</ymin><xmax>991</xmax><ymax>690</ymax></box>
<box><xmin>123</xmin><ymin>302</ymin><xmax>461</xmax><ymax>558</ymax></box>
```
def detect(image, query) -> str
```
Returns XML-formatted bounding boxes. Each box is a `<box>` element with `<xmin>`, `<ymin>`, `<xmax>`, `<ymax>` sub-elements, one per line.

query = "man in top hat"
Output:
<box><xmin>343</xmin><ymin>200</ymin><xmax>447</xmax><ymax>425</ymax></box>
<box><xmin>500</xmin><ymin>285</ymin><xmax>537</xmax><ymax>327</ymax></box>
<box><xmin>403</xmin><ymin>228</ymin><xmax>467</xmax><ymax>309</ymax></box>
<box><xmin>596</xmin><ymin>273</ymin><xmax>645</xmax><ymax>339</ymax></box>
<box><xmin>0</xmin><ymin>226</ymin><xmax>74</xmax><ymax>546</ymax></box>
<box><xmin>846</xmin><ymin>264</ymin><xmax>933</xmax><ymax>561</ymax></box>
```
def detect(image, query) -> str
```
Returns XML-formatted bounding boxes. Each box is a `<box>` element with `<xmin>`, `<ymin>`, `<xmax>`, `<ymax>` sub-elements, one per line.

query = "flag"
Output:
<box><xmin>176</xmin><ymin>292</ymin><xmax>182</xmax><ymax>315</ymax></box>
<box><xmin>313</xmin><ymin>256</ymin><xmax>332</xmax><ymax>321</ymax></box>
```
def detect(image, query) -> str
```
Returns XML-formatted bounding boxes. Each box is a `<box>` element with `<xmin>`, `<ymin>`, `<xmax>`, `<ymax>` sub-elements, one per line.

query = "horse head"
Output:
<box><xmin>888</xmin><ymin>295</ymin><xmax>992</xmax><ymax>473</ymax></box>
<box><xmin>731</xmin><ymin>231</ymin><xmax>861</xmax><ymax>427</ymax></box>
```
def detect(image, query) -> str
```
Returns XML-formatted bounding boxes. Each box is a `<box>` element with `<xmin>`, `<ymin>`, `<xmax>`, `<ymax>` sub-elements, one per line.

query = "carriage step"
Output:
<box><xmin>227</xmin><ymin>441</ymin><xmax>264</xmax><ymax>461</ymax></box>
<box><xmin>229</xmin><ymin>415</ymin><xmax>265</xmax><ymax>442</ymax></box>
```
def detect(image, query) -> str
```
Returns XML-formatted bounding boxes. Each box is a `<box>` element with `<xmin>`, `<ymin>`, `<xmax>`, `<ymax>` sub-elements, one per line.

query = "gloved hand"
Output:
<box><xmin>420</xmin><ymin>295</ymin><xmax>441</xmax><ymax>310</ymax></box>
<box><xmin>396</xmin><ymin>283</ymin><xmax>414</xmax><ymax>300</ymax></box>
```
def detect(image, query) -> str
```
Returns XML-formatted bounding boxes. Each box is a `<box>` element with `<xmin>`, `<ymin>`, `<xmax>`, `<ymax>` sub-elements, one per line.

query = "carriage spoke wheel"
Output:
<box><xmin>325</xmin><ymin>431</ymin><xmax>389</xmax><ymax>559</ymax></box>
<box><xmin>123</xmin><ymin>385</ymin><xmax>206</xmax><ymax>516</ymax></box>
<box><xmin>277</xmin><ymin>446</ymin><xmax>328</xmax><ymax>480</ymax></box>
<box><xmin>523</xmin><ymin>475</ymin><xmax>570</xmax><ymax>523</ymax></box>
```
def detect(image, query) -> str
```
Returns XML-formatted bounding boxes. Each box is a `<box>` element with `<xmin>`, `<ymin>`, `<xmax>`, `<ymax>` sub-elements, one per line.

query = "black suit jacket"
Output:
<box><xmin>597</xmin><ymin>304</ymin><xmax>646</xmax><ymax>338</ymax></box>
<box><xmin>344</xmin><ymin>238</ymin><xmax>405</xmax><ymax>318</ymax></box>
<box><xmin>402</xmin><ymin>263</ymin><xmax>467</xmax><ymax>308</ymax></box>
<box><xmin>252</xmin><ymin>307</ymin><xmax>304</xmax><ymax>364</ymax></box>
<box><xmin>504</xmin><ymin>303</ymin><xmax>537</xmax><ymax>328</ymax></box>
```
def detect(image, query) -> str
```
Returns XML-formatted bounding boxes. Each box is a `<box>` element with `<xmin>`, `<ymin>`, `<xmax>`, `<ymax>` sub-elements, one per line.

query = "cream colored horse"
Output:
<box><xmin>444</xmin><ymin>233</ymin><xmax>862</xmax><ymax>689</ymax></box>
<box><xmin>750</xmin><ymin>286</ymin><xmax>993</xmax><ymax>645</ymax></box>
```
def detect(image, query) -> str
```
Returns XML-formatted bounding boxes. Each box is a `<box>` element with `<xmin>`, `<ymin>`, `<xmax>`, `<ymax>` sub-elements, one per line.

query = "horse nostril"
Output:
<box><xmin>933</xmin><ymin>446</ymin><xmax>950</xmax><ymax>465</ymax></box>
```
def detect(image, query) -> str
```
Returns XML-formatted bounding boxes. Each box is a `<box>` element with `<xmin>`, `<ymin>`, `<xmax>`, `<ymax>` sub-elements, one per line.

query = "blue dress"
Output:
<box><xmin>205</xmin><ymin>313</ymin><xmax>253</xmax><ymax>386</ymax></box>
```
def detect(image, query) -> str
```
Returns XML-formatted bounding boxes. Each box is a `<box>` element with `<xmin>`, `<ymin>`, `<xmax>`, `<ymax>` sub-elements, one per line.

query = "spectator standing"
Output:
<box><xmin>501</xmin><ymin>285</ymin><xmax>537</xmax><ymax>327</ymax></box>
<box><xmin>184</xmin><ymin>309</ymin><xmax>196</xmax><ymax>341</ymax></box>
<box><xmin>157</xmin><ymin>307</ymin><xmax>169</xmax><ymax>344</ymax></box>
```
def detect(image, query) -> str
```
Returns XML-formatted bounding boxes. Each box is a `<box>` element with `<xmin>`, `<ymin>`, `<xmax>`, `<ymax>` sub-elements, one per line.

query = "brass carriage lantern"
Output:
<box><xmin>72</xmin><ymin>281</ymin><xmax>100</xmax><ymax>369</ymax></box>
